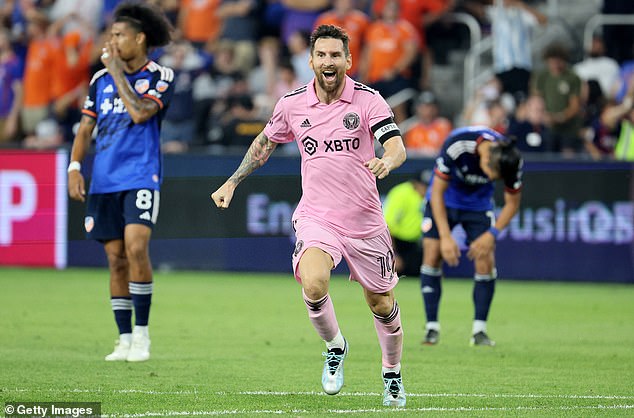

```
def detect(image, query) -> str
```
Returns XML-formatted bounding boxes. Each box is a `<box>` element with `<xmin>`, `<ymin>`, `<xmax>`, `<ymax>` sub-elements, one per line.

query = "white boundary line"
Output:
<box><xmin>4</xmin><ymin>388</ymin><xmax>634</xmax><ymax>400</ymax></box>
<box><xmin>98</xmin><ymin>404</ymin><xmax>634</xmax><ymax>417</ymax></box>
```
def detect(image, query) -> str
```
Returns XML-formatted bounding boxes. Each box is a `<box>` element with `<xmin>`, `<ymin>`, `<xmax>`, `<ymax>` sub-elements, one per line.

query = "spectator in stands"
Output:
<box><xmin>49</xmin><ymin>14</ymin><xmax>93</xmax><ymax>143</ymax></box>
<box><xmin>20</xmin><ymin>10</ymin><xmax>55</xmax><ymax>138</ymax></box>
<box><xmin>159</xmin><ymin>40</ymin><xmax>206</xmax><ymax>153</ymax></box>
<box><xmin>271</xmin><ymin>59</ymin><xmax>302</xmax><ymax>100</ymax></box>
<box><xmin>372</xmin><ymin>0</ymin><xmax>454</xmax><ymax>90</ymax></box>
<box><xmin>287</xmin><ymin>29</ymin><xmax>314</xmax><ymax>85</ymax></box>
<box><xmin>404</xmin><ymin>90</ymin><xmax>452</xmax><ymax>156</ymax></box>
<box><xmin>578</xmin><ymin>79</ymin><xmax>613</xmax><ymax>160</ymax></box>
<box><xmin>462</xmin><ymin>78</ymin><xmax>510</xmax><ymax>133</ymax></box>
<box><xmin>0</xmin><ymin>27</ymin><xmax>23</xmax><ymax>144</ymax></box>
<box><xmin>178</xmin><ymin>0</ymin><xmax>221</xmax><ymax>50</ymax></box>
<box><xmin>574</xmin><ymin>34</ymin><xmax>620</xmax><ymax>100</ymax></box>
<box><xmin>506</xmin><ymin>94</ymin><xmax>550</xmax><ymax>153</ymax></box>
<box><xmin>220</xmin><ymin>94</ymin><xmax>266</xmax><ymax>151</ymax></box>
<box><xmin>383</xmin><ymin>169</ymin><xmax>432</xmax><ymax>277</ymax></box>
<box><xmin>599</xmin><ymin>74</ymin><xmax>634</xmax><ymax>161</ymax></box>
<box><xmin>49</xmin><ymin>0</ymin><xmax>101</xmax><ymax>40</ymax></box>
<box><xmin>197</xmin><ymin>40</ymin><xmax>243</xmax><ymax>146</ymax></box>
<box><xmin>279</xmin><ymin>0</ymin><xmax>330</xmax><ymax>46</ymax></box>
<box><xmin>531</xmin><ymin>43</ymin><xmax>583</xmax><ymax>157</ymax></box>
<box><xmin>314</xmin><ymin>0</ymin><xmax>370</xmax><ymax>78</ymax></box>
<box><xmin>484</xmin><ymin>0</ymin><xmax>547</xmax><ymax>98</ymax></box>
<box><xmin>359</xmin><ymin>0</ymin><xmax>419</xmax><ymax>123</ymax></box>
<box><xmin>217</xmin><ymin>0</ymin><xmax>261</xmax><ymax>75</ymax></box>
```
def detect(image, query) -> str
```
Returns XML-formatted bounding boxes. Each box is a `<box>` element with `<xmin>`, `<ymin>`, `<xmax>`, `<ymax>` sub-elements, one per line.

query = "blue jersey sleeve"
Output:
<box><xmin>142</xmin><ymin>64</ymin><xmax>175</xmax><ymax>116</ymax></box>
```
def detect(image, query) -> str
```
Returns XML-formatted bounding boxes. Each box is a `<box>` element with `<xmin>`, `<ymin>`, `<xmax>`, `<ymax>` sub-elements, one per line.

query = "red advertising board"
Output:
<box><xmin>0</xmin><ymin>150</ymin><xmax>67</xmax><ymax>268</ymax></box>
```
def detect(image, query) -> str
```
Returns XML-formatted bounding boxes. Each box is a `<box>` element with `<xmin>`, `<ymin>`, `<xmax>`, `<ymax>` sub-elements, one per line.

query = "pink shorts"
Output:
<box><xmin>291</xmin><ymin>217</ymin><xmax>399</xmax><ymax>294</ymax></box>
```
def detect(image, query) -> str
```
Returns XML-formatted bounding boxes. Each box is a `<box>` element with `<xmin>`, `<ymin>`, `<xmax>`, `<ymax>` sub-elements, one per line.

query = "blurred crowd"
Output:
<box><xmin>1</xmin><ymin>0</ymin><xmax>633</xmax><ymax>160</ymax></box>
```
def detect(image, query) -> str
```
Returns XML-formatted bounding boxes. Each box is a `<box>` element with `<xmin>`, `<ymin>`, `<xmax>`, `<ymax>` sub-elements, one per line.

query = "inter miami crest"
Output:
<box><xmin>343</xmin><ymin>112</ymin><xmax>360</xmax><ymax>130</ymax></box>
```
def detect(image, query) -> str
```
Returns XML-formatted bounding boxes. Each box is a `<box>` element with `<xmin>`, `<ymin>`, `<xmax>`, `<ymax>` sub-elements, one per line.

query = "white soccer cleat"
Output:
<box><xmin>105</xmin><ymin>334</ymin><xmax>131</xmax><ymax>361</ymax></box>
<box><xmin>382</xmin><ymin>370</ymin><xmax>406</xmax><ymax>407</ymax></box>
<box><xmin>127</xmin><ymin>329</ymin><xmax>151</xmax><ymax>362</ymax></box>
<box><xmin>321</xmin><ymin>340</ymin><xmax>348</xmax><ymax>395</ymax></box>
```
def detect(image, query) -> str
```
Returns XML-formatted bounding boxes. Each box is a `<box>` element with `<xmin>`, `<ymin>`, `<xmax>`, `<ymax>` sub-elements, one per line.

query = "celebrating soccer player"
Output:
<box><xmin>420</xmin><ymin>127</ymin><xmax>523</xmax><ymax>347</ymax></box>
<box><xmin>67</xmin><ymin>2</ymin><xmax>174</xmax><ymax>362</ymax></box>
<box><xmin>211</xmin><ymin>25</ymin><xmax>408</xmax><ymax>407</ymax></box>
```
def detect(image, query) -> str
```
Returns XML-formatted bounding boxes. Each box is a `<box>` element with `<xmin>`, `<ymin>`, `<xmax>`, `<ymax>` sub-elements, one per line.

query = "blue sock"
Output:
<box><xmin>473</xmin><ymin>274</ymin><xmax>496</xmax><ymax>321</ymax></box>
<box><xmin>420</xmin><ymin>265</ymin><xmax>442</xmax><ymax>322</ymax></box>
<box><xmin>111</xmin><ymin>297</ymin><xmax>132</xmax><ymax>334</ymax></box>
<box><xmin>129</xmin><ymin>281</ymin><xmax>153</xmax><ymax>326</ymax></box>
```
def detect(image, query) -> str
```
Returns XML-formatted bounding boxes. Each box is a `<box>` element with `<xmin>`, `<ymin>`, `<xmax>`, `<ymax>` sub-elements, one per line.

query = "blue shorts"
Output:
<box><xmin>85</xmin><ymin>189</ymin><xmax>160</xmax><ymax>242</ymax></box>
<box><xmin>422</xmin><ymin>203</ymin><xmax>495</xmax><ymax>245</ymax></box>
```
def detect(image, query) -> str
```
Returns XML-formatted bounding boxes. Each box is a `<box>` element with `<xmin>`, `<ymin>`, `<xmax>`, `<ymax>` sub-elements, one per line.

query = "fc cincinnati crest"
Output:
<box><xmin>343</xmin><ymin>112</ymin><xmax>360</xmax><ymax>130</ymax></box>
<box><xmin>85</xmin><ymin>216</ymin><xmax>95</xmax><ymax>232</ymax></box>
<box><xmin>135</xmin><ymin>79</ymin><xmax>150</xmax><ymax>94</ymax></box>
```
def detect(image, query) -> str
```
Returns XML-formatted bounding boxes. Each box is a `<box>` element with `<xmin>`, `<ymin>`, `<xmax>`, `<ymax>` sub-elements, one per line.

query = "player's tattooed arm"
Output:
<box><xmin>228</xmin><ymin>131</ymin><xmax>277</xmax><ymax>186</ymax></box>
<box><xmin>109</xmin><ymin>71</ymin><xmax>159</xmax><ymax>124</ymax></box>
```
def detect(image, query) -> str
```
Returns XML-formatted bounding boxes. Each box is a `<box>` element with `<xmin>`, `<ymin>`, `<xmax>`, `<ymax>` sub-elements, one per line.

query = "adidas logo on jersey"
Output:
<box><xmin>300</xmin><ymin>119</ymin><xmax>311</xmax><ymax>128</ymax></box>
<box><xmin>140</xmin><ymin>211</ymin><xmax>151</xmax><ymax>221</ymax></box>
<box><xmin>103</xmin><ymin>84</ymin><xmax>114</xmax><ymax>93</ymax></box>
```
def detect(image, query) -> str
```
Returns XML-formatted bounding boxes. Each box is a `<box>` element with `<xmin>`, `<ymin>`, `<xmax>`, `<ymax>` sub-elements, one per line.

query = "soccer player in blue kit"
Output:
<box><xmin>67</xmin><ymin>2</ymin><xmax>174</xmax><ymax>362</ymax></box>
<box><xmin>420</xmin><ymin>127</ymin><xmax>523</xmax><ymax>346</ymax></box>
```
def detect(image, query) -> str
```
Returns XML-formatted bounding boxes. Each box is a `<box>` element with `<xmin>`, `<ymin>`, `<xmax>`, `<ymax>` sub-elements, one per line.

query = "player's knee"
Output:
<box><xmin>368</xmin><ymin>297</ymin><xmax>394</xmax><ymax>317</ymax></box>
<box><xmin>125</xmin><ymin>240</ymin><xmax>149</xmax><ymax>262</ymax></box>
<box><xmin>302</xmin><ymin>278</ymin><xmax>329</xmax><ymax>300</ymax></box>
<box><xmin>106</xmin><ymin>252</ymin><xmax>128</xmax><ymax>274</ymax></box>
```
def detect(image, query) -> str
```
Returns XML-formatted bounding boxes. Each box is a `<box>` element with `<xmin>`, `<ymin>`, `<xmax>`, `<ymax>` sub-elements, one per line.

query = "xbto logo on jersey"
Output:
<box><xmin>325</xmin><ymin>138</ymin><xmax>360</xmax><ymax>152</ymax></box>
<box><xmin>302</xmin><ymin>136</ymin><xmax>318</xmax><ymax>155</ymax></box>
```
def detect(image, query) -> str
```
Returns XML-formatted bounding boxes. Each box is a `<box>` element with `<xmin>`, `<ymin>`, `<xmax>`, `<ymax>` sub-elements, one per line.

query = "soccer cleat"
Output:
<box><xmin>321</xmin><ymin>340</ymin><xmax>348</xmax><ymax>395</ymax></box>
<box><xmin>105</xmin><ymin>337</ymin><xmax>131</xmax><ymax>361</ymax></box>
<box><xmin>422</xmin><ymin>329</ymin><xmax>439</xmax><ymax>345</ymax></box>
<box><xmin>470</xmin><ymin>331</ymin><xmax>496</xmax><ymax>347</ymax></box>
<box><xmin>382</xmin><ymin>371</ymin><xmax>406</xmax><ymax>407</ymax></box>
<box><xmin>127</xmin><ymin>329</ymin><xmax>151</xmax><ymax>362</ymax></box>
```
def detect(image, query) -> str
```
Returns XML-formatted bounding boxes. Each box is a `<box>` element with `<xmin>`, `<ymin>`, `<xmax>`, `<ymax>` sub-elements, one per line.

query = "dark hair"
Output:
<box><xmin>113</xmin><ymin>2</ymin><xmax>172</xmax><ymax>49</ymax></box>
<box><xmin>310</xmin><ymin>24</ymin><xmax>350</xmax><ymax>57</ymax></box>
<box><xmin>490</xmin><ymin>140</ymin><xmax>522</xmax><ymax>188</ymax></box>
<box><xmin>542</xmin><ymin>42</ymin><xmax>570</xmax><ymax>62</ymax></box>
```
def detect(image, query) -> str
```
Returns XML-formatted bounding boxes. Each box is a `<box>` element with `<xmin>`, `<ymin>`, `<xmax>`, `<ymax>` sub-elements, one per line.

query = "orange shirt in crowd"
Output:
<box><xmin>52</xmin><ymin>32</ymin><xmax>92</xmax><ymax>99</ymax></box>
<box><xmin>22</xmin><ymin>38</ymin><xmax>56</xmax><ymax>107</ymax></box>
<box><xmin>181</xmin><ymin>0</ymin><xmax>221</xmax><ymax>44</ymax></box>
<box><xmin>314</xmin><ymin>10</ymin><xmax>370</xmax><ymax>76</ymax></box>
<box><xmin>405</xmin><ymin>118</ymin><xmax>452</xmax><ymax>156</ymax></box>
<box><xmin>372</xmin><ymin>0</ymin><xmax>451</xmax><ymax>50</ymax></box>
<box><xmin>363</xmin><ymin>19</ymin><xmax>419</xmax><ymax>84</ymax></box>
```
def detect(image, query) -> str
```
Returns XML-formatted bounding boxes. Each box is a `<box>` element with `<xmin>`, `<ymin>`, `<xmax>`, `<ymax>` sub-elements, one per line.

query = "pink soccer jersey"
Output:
<box><xmin>264</xmin><ymin>76</ymin><xmax>401</xmax><ymax>238</ymax></box>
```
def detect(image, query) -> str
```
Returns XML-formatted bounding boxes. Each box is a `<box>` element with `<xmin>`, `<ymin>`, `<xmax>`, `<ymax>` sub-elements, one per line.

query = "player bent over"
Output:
<box><xmin>211</xmin><ymin>25</ymin><xmax>407</xmax><ymax>407</ymax></box>
<box><xmin>420</xmin><ymin>127</ymin><xmax>523</xmax><ymax>347</ymax></box>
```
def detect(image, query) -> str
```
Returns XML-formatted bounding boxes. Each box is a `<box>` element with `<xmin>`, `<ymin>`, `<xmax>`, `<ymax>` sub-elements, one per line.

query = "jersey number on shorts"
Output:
<box><xmin>376</xmin><ymin>250</ymin><xmax>395</xmax><ymax>279</ymax></box>
<box><xmin>136</xmin><ymin>189</ymin><xmax>155</xmax><ymax>222</ymax></box>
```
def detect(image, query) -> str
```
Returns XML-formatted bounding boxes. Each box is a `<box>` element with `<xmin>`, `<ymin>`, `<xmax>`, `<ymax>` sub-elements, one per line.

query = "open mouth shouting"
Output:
<box><xmin>322</xmin><ymin>69</ymin><xmax>338</xmax><ymax>84</ymax></box>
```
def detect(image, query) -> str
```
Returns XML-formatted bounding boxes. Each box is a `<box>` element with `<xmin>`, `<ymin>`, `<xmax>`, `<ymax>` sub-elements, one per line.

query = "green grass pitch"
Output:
<box><xmin>1</xmin><ymin>267</ymin><xmax>633</xmax><ymax>417</ymax></box>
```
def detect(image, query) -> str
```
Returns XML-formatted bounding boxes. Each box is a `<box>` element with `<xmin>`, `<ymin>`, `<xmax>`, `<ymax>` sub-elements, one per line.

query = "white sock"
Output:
<box><xmin>119</xmin><ymin>333</ymin><xmax>132</xmax><ymax>344</ymax></box>
<box><xmin>133</xmin><ymin>326</ymin><xmax>149</xmax><ymax>338</ymax></box>
<box><xmin>472</xmin><ymin>320</ymin><xmax>487</xmax><ymax>335</ymax></box>
<box><xmin>325</xmin><ymin>329</ymin><xmax>345</xmax><ymax>350</ymax></box>
<box><xmin>426</xmin><ymin>321</ymin><xmax>440</xmax><ymax>331</ymax></box>
<box><xmin>382</xmin><ymin>363</ymin><xmax>401</xmax><ymax>375</ymax></box>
